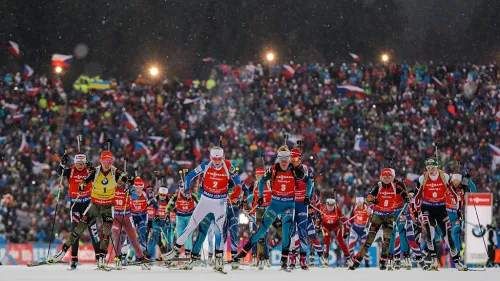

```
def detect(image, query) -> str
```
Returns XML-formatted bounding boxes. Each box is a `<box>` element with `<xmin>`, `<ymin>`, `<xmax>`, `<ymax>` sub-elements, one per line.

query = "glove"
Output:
<box><xmin>61</xmin><ymin>152</ymin><xmax>69</xmax><ymax>166</ymax></box>
<box><xmin>464</xmin><ymin>171</ymin><xmax>471</xmax><ymax>179</ymax></box>
<box><xmin>78</xmin><ymin>183</ymin><xmax>86</xmax><ymax>191</ymax></box>
<box><xmin>86</xmin><ymin>161</ymin><xmax>94</xmax><ymax>171</ymax></box>
<box><xmin>154</xmin><ymin>216</ymin><xmax>161</xmax><ymax>223</ymax></box>
<box><xmin>257</xmin><ymin>197</ymin><xmax>264</xmax><ymax>206</ymax></box>
<box><xmin>304</xmin><ymin>197</ymin><xmax>310</xmax><ymax>206</ymax></box>
<box><xmin>343</xmin><ymin>228</ymin><xmax>349</xmax><ymax>239</ymax></box>
<box><xmin>147</xmin><ymin>220</ymin><xmax>153</xmax><ymax>229</ymax></box>
<box><xmin>372</xmin><ymin>198</ymin><xmax>379</xmax><ymax>205</ymax></box>
<box><xmin>235</xmin><ymin>201</ymin><xmax>243</xmax><ymax>209</ymax></box>
<box><xmin>457</xmin><ymin>209</ymin><xmax>463</xmax><ymax>221</ymax></box>
<box><xmin>127</xmin><ymin>175</ymin><xmax>136</xmax><ymax>185</ymax></box>
<box><xmin>124</xmin><ymin>185</ymin><xmax>136</xmax><ymax>195</ymax></box>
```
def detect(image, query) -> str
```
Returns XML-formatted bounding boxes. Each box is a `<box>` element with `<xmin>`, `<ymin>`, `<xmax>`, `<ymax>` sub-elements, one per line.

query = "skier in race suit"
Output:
<box><xmin>223</xmin><ymin>180</ymin><xmax>248</xmax><ymax>268</ymax></box>
<box><xmin>161</xmin><ymin>146</ymin><xmax>242</xmax><ymax>271</ymax></box>
<box><xmin>447</xmin><ymin>173</ymin><xmax>476</xmax><ymax>254</ymax></box>
<box><xmin>130</xmin><ymin>178</ymin><xmax>156</xmax><ymax>255</ymax></box>
<box><xmin>50</xmin><ymin>151</ymin><xmax>136</xmax><ymax>268</ymax></box>
<box><xmin>288</xmin><ymin>148</ymin><xmax>314</xmax><ymax>270</ymax></box>
<box><xmin>112</xmin><ymin>178</ymin><xmax>146</xmax><ymax>267</ymax></box>
<box><xmin>347</xmin><ymin>197</ymin><xmax>370</xmax><ymax>267</ymax></box>
<box><xmin>319</xmin><ymin>198</ymin><xmax>351</xmax><ymax>265</ymax></box>
<box><xmin>414</xmin><ymin>158</ymin><xmax>467</xmax><ymax>271</ymax></box>
<box><xmin>349</xmin><ymin>168</ymin><xmax>408</xmax><ymax>270</ymax></box>
<box><xmin>56</xmin><ymin>152</ymin><xmax>100</xmax><ymax>269</ymax></box>
<box><xmin>230</xmin><ymin>146</ymin><xmax>309</xmax><ymax>271</ymax></box>
<box><xmin>165</xmin><ymin>184</ymin><xmax>198</xmax><ymax>261</ymax></box>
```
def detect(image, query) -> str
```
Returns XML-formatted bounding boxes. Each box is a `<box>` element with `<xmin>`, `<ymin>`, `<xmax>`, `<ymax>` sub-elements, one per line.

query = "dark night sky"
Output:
<box><xmin>0</xmin><ymin>0</ymin><xmax>498</xmax><ymax>79</ymax></box>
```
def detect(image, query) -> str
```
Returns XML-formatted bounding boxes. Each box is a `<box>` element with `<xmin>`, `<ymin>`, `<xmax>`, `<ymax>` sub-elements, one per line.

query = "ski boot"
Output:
<box><xmin>429</xmin><ymin>255</ymin><xmax>439</xmax><ymax>271</ymax></box>
<box><xmin>453</xmin><ymin>255</ymin><xmax>468</xmax><ymax>271</ymax></box>
<box><xmin>69</xmin><ymin>257</ymin><xmax>78</xmax><ymax>270</ymax></box>
<box><xmin>379</xmin><ymin>257</ymin><xmax>388</xmax><ymax>270</ymax></box>
<box><xmin>280</xmin><ymin>255</ymin><xmax>289</xmax><ymax>271</ymax></box>
<box><xmin>251</xmin><ymin>255</ymin><xmax>258</xmax><ymax>267</ymax></box>
<box><xmin>345</xmin><ymin>256</ymin><xmax>354</xmax><ymax>268</ymax></box>
<box><xmin>414</xmin><ymin>255</ymin><xmax>424</xmax><ymax>269</ymax></box>
<box><xmin>320</xmin><ymin>252</ymin><xmax>329</xmax><ymax>266</ymax></box>
<box><xmin>97</xmin><ymin>253</ymin><xmax>107</xmax><ymax>269</ymax></box>
<box><xmin>183</xmin><ymin>254</ymin><xmax>200</xmax><ymax>270</ymax></box>
<box><xmin>113</xmin><ymin>254</ymin><xmax>124</xmax><ymax>269</ymax></box>
<box><xmin>230</xmin><ymin>251</ymin><xmax>240</xmax><ymax>270</ymax></box>
<box><xmin>136</xmin><ymin>256</ymin><xmax>151</xmax><ymax>270</ymax></box>
<box><xmin>387</xmin><ymin>258</ymin><xmax>394</xmax><ymax>271</ymax></box>
<box><xmin>364</xmin><ymin>258</ymin><xmax>370</xmax><ymax>268</ymax></box>
<box><xmin>161</xmin><ymin>243</ymin><xmax>181</xmax><ymax>261</ymax></box>
<box><xmin>214</xmin><ymin>250</ymin><xmax>224</xmax><ymax>271</ymax></box>
<box><xmin>208</xmin><ymin>253</ymin><xmax>215</xmax><ymax>267</ymax></box>
<box><xmin>348</xmin><ymin>256</ymin><xmax>361</xmax><ymax>270</ymax></box>
<box><xmin>300</xmin><ymin>255</ymin><xmax>309</xmax><ymax>270</ymax></box>
<box><xmin>309</xmin><ymin>255</ymin><xmax>316</xmax><ymax>267</ymax></box>
<box><xmin>289</xmin><ymin>250</ymin><xmax>297</xmax><ymax>270</ymax></box>
<box><xmin>49</xmin><ymin>245</ymin><xmax>69</xmax><ymax>263</ymax></box>
<box><xmin>394</xmin><ymin>258</ymin><xmax>401</xmax><ymax>270</ymax></box>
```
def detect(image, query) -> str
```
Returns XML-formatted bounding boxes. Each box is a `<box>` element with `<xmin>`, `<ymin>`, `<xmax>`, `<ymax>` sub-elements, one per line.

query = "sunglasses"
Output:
<box><xmin>278</xmin><ymin>157</ymin><xmax>290</xmax><ymax>162</ymax></box>
<box><xmin>211</xmin><ymin>157</ymin><xmax>223</xmax><ymax>161</ymax></box>
<box><xmin>101</xmin><ymin>159</ymin><xmax>113</xmax><ymax>165</ymax></box>
<box><xmin>75</xmin><ymin>162</ymin><xmax>86</xmax><ymax>165</ymax></box>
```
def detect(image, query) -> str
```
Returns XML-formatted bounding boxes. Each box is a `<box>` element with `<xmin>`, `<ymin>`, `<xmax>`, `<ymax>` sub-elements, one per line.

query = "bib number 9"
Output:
<box><xmin>383</xmin><ymin>200</ymin><xmax>389</xmax><ymax>207</ymax></box>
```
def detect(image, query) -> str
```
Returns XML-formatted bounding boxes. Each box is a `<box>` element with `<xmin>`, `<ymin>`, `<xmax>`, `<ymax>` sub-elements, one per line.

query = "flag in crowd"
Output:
<box><xmin>282</xmin><ymin>65</ymin><xmax>295</xmax><ymax>78</ymax></box>
<box><xmin>193</xmin><ymin>138</ymin><xmax>202</xmax><ymax>160</ymax></box>
<box><xmin>353</xmin><ymin>134</ymin><xmax>367</xmax><ymax>151</ymax></box>
<box><xmin>135</xmin><ymin>141</ymin><xmax>152</xmax><ymax>158</ymax></box>
<box><xmin>202</xmin><ymin>57</ymin><xmax>215</xmax><ymax>62</ymax></box>
<box><xmin>23</xmin><ymin>65</ymin><xmax>34</xmax><ymax>78</ymax></box>
<box><xmin>349</xmin><ymin>52</ymin><xmax>360</xmax><ymax>61</ymax></box>
<box><xmin>337</xmin><ymin>85</ymin><xmax>366</xmax><ymax>99</ymax></box>
<box><xmin>51</xmin><ymin>54</ymin><xmax>73</xmax><ymax>67</ymax></box>
<box><xmin>18</xmin><ymin>133</ymin><xmax>28</xmax><ymax>153</ymax></box>
<box><xmin>148</xmin><ymin>136</ymin><xmax>164</xmax><ymax>144</ymax></box>
<box><xmin>1</xmin><ymin>101</ymin><xmax>18</xmax><ymax>111</ymax></box>
<box><xmin>121</xmin><ymin>112</ymin><xmax>138</xmax><ymax>130</ymax></box>
<box><xmin>5</xmin><ymin>41</ymin><xmax>20</xmax><ymax>56</ymax></box>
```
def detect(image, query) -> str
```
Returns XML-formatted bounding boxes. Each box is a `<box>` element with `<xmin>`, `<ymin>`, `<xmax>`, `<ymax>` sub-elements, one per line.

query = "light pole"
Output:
<box><xmin>266</xmin><ymin>52</ymin><xmax>275</xmax><ymax>77</ymax></box>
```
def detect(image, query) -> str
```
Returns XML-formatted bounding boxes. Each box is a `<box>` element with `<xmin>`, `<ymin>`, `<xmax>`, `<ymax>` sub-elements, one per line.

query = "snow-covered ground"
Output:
<box><xmin>1</xmin><ymin>264</ymin><xmax>498</xmax><ymax>281</ymax></box>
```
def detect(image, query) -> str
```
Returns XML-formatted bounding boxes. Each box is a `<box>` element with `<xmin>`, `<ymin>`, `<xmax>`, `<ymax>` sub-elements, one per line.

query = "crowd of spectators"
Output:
<box><xmin>0</xmin><ymin>59</ymin><xmax>499</xmax><ymax>243</ymax></box>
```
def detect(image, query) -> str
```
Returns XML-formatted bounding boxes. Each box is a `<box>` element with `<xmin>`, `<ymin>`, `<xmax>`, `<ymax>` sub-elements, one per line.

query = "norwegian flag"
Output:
<box><xmin>349</xmin><ymin>52</ymin><xmax>360</xmax><ymax>61</ymax></box>
<box><xmin>6</xmin><ymin>41</ymin><xmax>20</xmax><ymax>56</ymax></box>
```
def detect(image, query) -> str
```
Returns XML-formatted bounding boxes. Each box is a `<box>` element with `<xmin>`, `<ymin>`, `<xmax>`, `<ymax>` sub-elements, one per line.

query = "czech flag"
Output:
<box><xmin>24</xmin><ymin>65</ymin><xmax>34</xmax><ymax>78</ymax></box>
<box><xmin>121</xmin><ymin>112</ymin><xmax>138</xmax><ymax>130</ymax></box>
<box><xmin>135</xmin><ymin>141</ymin><xmax>152</xmax><ymax>158</ymax></box>
<box><xmin>337</xmin><ymin>85</ymin><xmax>365</xmax><ymax>99</ymax></box>
<box><xmin>176</xmin><ymin>160</ymin><xmax>193</xmax><ymax>168</ymax></box>
<box><xmin>27</xmin><ymin>87</ymin><xmax>41</xmax><ymax>96</ymax></box>
<box><xmin>150</xmin><ymin>151</ymin><xmax>163</xmax><ymax>163</ymax></box>
<box><xmin>1</xmin><ymin>101</ymin><xmax>18</xmax><ymax>111</ymax></box>
<box><xmin>353</xmin><ymin>134</ymin><xmax>367</xmax><ymax>151</ymax></box>
<box><xmin>349</xmin><ymin>52</ymin><xmax>360</xmax><ymax>61</ymax></box>
<box><xmin>148</xmin><ymin>136</ymin><xmax>164</xmax><ymax>144</ymax></box>
<box><xmin>18</xmin><ymin>133</ymin><xmax>28</xmax><ymax>153</ymax></box>
<box><xmin>13</xmin><ymin>114</ymin><xmax>25</xmax><ymax>121</ymax></box>
<box><xmin>6</xmin><ymin>41</ymin><xmax>20</xmax><ymax>56</ymax></box>
<box><xmin>282</xmin><ymin>65</ymin><xmax>295</xmax><ymax>78</ymax></box>
<box><xmin>51</xmin><ymin>54</ymin><xmax>73</xmax><ymax>67</ymax></box>
<box><xmin>193</xmin><ymin>138</ymin><xmax>202</xmax><ymax>160</ymax></box>
<box><xmin>488</xmin><ymin>143</ymin><xmax>500</xmax><ymax>156</ymax></box>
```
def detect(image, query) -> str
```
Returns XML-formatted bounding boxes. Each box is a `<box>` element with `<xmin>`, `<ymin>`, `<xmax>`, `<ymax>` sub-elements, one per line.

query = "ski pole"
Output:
<box><xmin>469</xmin><ymin>192</ymin><xmax>489</xmax><ymax>256</ymax></box>
<box><xmin>47</xmin><ymin>149</ymin><xmax>66</xmax><ymax>260</ymax></box>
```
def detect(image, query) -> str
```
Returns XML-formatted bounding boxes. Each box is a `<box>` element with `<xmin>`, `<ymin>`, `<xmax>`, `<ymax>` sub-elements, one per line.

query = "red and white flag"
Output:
<box><xmin>18</xmin><ymin>133</ymin><xmax>28</xmax><ymax>153</ymax></box>
<box><xmin>6</xmin><ymin>41</ymin><xmax>20</xmax><ymax>56</ymax></box>
<box><xmin>349</xmin><ymin>52</ymin><xmax>360</xmax><ymax>61</ymax></box>
<box><xmin>193</xmin><ymin>138</ymin><xmax>202</xmax><ymax>160</ymax></box>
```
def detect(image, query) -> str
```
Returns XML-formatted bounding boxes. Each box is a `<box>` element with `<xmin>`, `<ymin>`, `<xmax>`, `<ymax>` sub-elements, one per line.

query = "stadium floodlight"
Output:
<box><xmin>55</xmin><ymin>66</ymin><xmax>62</xmax><ymax>74</ymax></box>
<box><xmin>266</xmin><ymin>52</ymin><xmax>275</xmax><ymax>62</ymax></box>
<box><xmin>149</xmin><ymin>67</ymin><xmax>159</xmax><ymax>76</ymax></box>
<box><xmin>382</xmin><ymin>54</ymin><xmax>389</xmax><ymax>62</ymax></box>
